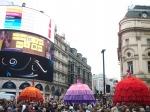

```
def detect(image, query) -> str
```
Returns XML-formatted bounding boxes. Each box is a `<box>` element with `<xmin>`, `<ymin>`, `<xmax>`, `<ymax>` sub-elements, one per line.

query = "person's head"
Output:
<box><xmin>139</xmin><ymin>107</ymin><xmax>145</xmax><ymax>112</ymax></box>
<box><xmin>146</xmin><ymin>106</ymin><xmax>150</xmax><ymax>110</ymax></box>
<box><xmin>87</xmin><ymin>104</ymin><xmax>92</xmax><ymax>110</ymax></box>
<box><xmin>69</xmin><ymin>106</ymin><xmax>74</xmax><ymax>110</ymax></box>
<box><xmin>116</xmin><ymin>103</ymin><xmax>120</xmax><ymax>107</ymax></box>
<box><xmin>7</xmin><ymin>107</ymin><xmax>12</xmax><ymax>112</ymax></box>
<box><xmin>122</xmin><ymin>106</ymin><xmax>130</xmax><ymax>112</ymax></box>
<box><xmin>125</xmin><ymin>108</ymin><xmax>130</xmax><ymax>112</ymax></box>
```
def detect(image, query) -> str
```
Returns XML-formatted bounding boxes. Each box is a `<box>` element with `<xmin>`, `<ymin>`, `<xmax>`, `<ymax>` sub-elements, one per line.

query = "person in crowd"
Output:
<box><xmin>139</xmin><ymin>107</ymin><xmax>145</xmax><ymax>112</ymax></box>
<box><xmin>111</xmin><ymin>103</ymin><xmax>120</xmax><ymax>112</ymax></box>
<box><xmin>86</xmin><ymin>104</ymin><xmax>93</xmax><ymax>112</ymax></box>
<box><xmin>68</xmin><ymin>105</ymin><xmax>75</xmax><ymax>112</ymax></box>
<box><xmin>123</xmin><ymin>106</ymin><xmax>130</xmax><ymax>112</ymax></box>
<box><xmin>145</xmin><ymin>106</ymin><xmax>150</xmax><ymax>112</ymax></box>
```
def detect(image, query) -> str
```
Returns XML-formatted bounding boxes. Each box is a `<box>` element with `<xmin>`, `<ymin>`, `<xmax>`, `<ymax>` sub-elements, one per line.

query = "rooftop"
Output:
<box><xmin>125</xmin><ymin>5</ymin><xmax>150</xmax><ymax>18</ymax></box>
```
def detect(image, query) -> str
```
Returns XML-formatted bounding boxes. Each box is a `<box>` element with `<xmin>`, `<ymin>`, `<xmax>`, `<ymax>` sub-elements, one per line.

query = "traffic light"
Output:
<box><xmin>106</xmin><ymin>85</ymin><xmax>110</xmax><ymax>93</ymax></box>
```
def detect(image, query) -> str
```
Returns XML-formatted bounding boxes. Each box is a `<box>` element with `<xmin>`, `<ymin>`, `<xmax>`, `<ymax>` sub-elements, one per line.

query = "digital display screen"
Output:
<box><xmin>0</xmin><ymin>51</ymin><xmax>53</xmax><ymax>82</ymax></box>
<box><xmin>0</xmin><ymin>30</ymin><xmax>53</xmax><ymax>59</ymax></box>
<box><xmin>0</xmin><ymin>6</ymin><xmax>51</xmax><ymax>40</ymax></box>
<box><xmin>4</xmin><ymin>6</ymin><xmax>22</xmax><ymax>29</ymax></box>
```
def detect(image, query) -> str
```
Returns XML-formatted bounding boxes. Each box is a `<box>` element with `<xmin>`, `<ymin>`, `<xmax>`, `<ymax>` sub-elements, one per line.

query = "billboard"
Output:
<box><xmin>0</xmin><ymin>51</ymin><xmax>53</xmax><ymax>82</ymax></box>
<box><xmin>0</xmin><ymin>6</ymin><xmax>51</xmax><ymax>40</ymax></box>
<box><xmin>4</xmin><ymin>6</ymin><xmax>22</xmax><ymax>29</ymax></box>
<box><xmin>0</xmin><ymin>30</ymin><xmax>54</xmax><ymax>60</ymax></box>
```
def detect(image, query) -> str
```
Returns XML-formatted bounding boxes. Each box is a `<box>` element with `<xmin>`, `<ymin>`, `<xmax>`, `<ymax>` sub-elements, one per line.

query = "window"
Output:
<box><xmin>125</xmin><ymin>38</ymin><xmax>129</xmax><ymax>44</ymax></box>
<box><xmin>77</xmin><ymin>67</ymin><xmax>80</xmax><ymax>74</ymax></box>
<box><xmin>45</xmin><ymin>85</ymin><xmax>50</xmax><ymax>92</ymax></box>
<box><xmin>136</xmin><ymin>36</ymin><xmax>141</xmax><ymax>40</ymax></box>
<box><xmin>148</xmin><ymin>52</ymin><xmax>150</xmax><ymax>57</ymax></box>
<box><xmin>35</xmin><ymin>84</ymin><xmax>43</xmax><ymax>91</ymax></box>
<box><xmin>127</xmin><ymin>52</ymin><xmax>131</xmax><ymax>57</ymax></box>
<box><xmin>2</xmin><ymin>81</ymin><xmax>16</xmax><ymax>89</ymax></box>
<box><xmin>147</xmin><ymin>39</ymin><xmax>150</xmax><ymax>45</ymax></box>
<box><xmin>51</xmin><ymin>86</ymin><xmax>55</xmax><ymax>95</ymax></box>
<box><xmin>71</xmin><ymin>63</ymin><xmax>74</xmax><ymax>72</ymax></box>
<box><xmin>148</xmin><ymin>61</ymin><xmax>150</xmax><ymax>73</ymax></box>
<box><xmin>127</xmin><ymin>61</ymin><xmax>133</xmax><ymax>74</ymax></box>
<box><xmin>19</xmin><ymin>82</ymin><xmax>30</xmax><ymax>89</ymax></box>
<box><xmin>61</xmin><ymin>88</ymin><xmax>64</xmax><ymax>93</ymax></box>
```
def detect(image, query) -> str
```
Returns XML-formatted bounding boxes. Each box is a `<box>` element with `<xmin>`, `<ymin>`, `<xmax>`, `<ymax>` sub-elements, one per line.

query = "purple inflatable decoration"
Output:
<box><xmin>64</xmin><ymin>81</ymin><xmax>96</xmax><ymax>104</ymax></box>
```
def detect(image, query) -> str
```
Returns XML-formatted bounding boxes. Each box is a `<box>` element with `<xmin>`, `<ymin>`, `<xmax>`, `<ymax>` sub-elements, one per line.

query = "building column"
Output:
<box><xmin>136</xmin><ymin>35</ymin><xmax>143</xmax><ymax>73</ymax></box>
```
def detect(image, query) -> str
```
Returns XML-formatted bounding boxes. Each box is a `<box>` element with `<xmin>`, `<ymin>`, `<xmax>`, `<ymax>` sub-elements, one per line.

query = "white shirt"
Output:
<box><xmin>21</xmin><ymin>105</ymin><xmax>26</xmax><ymax>112</ymax></box>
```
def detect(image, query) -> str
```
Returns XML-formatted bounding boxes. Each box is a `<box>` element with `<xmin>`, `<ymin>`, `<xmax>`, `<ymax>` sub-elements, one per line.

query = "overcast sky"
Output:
<box><xmin>13</xmin><ymin>0</ymin><xmax>150</xmax><ymax>80</ymax></box>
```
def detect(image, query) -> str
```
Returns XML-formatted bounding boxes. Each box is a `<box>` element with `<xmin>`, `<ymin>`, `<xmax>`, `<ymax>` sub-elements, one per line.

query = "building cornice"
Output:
<box><xmin>118</xmin><ymin>27</ymin><xmax>150</xmax><ymax>36</ymax></box>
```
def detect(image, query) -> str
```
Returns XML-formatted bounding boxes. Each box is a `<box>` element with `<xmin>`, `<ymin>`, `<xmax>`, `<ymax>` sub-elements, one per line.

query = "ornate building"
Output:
<box><xmin>118</xmin><ymin>5</ymin><xmax>150</xmax><ymax>83</ymax></box>
<box><xmin>52</xmin><ymin>33</ymin><xmax>68</xmax><ymax>98</ymax></box>
<box><xmin>53</xmin><ymin>32</ymin><xmax>92</xmax><ymax>90</ymax></box>
<box><xmin>92</xmin><ymin>74</ymin><xmax>118</xmax><ymax>95</ymax></box>
<box><xmin>0</xmin><ymin>4</ymin><xmax>54</xmax><ymax>100</ymax></box>
<box><xmin>0</xmin><ymin>3</ymin><xmax>92</xmax><ymax>100</ymax></box>
<box><xmin>68</xmin><ymin>47</ymin><xmax>92</xmax><ymax>88</ymax></box>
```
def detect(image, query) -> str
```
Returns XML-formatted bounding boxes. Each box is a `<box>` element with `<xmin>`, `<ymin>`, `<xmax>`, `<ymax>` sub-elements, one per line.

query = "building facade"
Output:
<box><xmin>0</xmin><ymin>3</ymin><xmax>92</xmax><ymax>100</ymax></box>
<box><xmin>68</xmin><ymin>47</ymin><xmax>92</xmax><ymax>88</ymax></box>
<box><xmin>118</xmin><ymin>5</ymin><xmax>150</xmax><ymax>83</ymax></box>
<box><xmin>52</xmin><ymin>33</ymin><xmax>68</xmax><ymax>98</ymax></box>
<box><xmin>0</xmin><ymin>4</ymin><xmax>55</xmax><ymax>101</ymax></box>
<box><xmin>92</xmin><ymin>74</ymin><xmax>117</xmax><ymax>95</ymax></box>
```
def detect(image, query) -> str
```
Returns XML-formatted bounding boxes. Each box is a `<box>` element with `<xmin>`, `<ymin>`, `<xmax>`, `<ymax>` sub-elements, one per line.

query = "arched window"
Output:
<box><xmin>127</xmin><ymin>52</ymin><xmax>131</xmax><ymax>57</ymax></box>
<box><xmin>51</xmin><ymin>86</ymin><xmax>55</xmax><ymax>95</ymax></box>
<box><xmin>45</xmin><ymin>85</ymin><xmax>50</xmax><ymax>92</ymax></box>
<box><xmin>19</xmin><ymin>82</ymin><xmax>30</xmax><ymax>89</ymax></box>
<box><xmin>123</xmin><ymin>48</ymin><xmax>135</xmax><ymax>59</ymax></box>
<box><xmin>2</xmin><ymin>81</ymin><xmax>16</xmax><ymax>89</ymax></box>
<box><xmin>54</xmin><ymin>88</ymin><xmax>61</xmax><ymax>96</ymax></box>
<box><xmin>61</xmin><ymin>88</ymin><xmax>64</xmax><ymax>94</ymax></box>
<box><xmin>35</xmin><ymin>84</ymin><xmax>43</xmax><ymax>91</ymax></box>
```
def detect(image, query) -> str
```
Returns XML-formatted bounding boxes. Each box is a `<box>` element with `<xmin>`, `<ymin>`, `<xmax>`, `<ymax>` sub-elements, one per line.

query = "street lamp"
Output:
<box><xmin>101</xmin><ymin>49</ymin><xmax>106</xmax><ymax>95</ymax></box>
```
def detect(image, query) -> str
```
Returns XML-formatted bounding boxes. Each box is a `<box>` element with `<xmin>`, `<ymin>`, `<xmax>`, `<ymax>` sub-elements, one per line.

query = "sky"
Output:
<box><xmin>10</xmin><ymin>0</ymin><xmax>150</xmax><ymax>80</ymax></box>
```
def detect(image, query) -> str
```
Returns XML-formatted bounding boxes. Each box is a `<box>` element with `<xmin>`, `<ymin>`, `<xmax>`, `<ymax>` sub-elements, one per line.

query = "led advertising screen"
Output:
<box><xmin>0</xmin><ymin>6</ymin><xmax>51</xmax><ymax>40</ymax></box>
<box><xmin>0</xmin><ymin>51</ymin><xmax>53</xmax><ymax>82</ymax></box>
<box><xmin>0</xmin><ymin>30</ymin><xmax>53</xmax><ymax>60</ymax></box>
<box><xmin>4</xmin><ymin>6</ymin><xmax>22</xmax><ymax>29</ymax></box>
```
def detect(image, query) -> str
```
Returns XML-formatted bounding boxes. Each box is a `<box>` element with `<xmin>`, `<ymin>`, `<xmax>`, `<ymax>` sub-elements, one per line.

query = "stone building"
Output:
<box><xmin>68</xmin><ymin>47</ymin><xmax>92</xmax><ymax>88</ymax></box>
<box><xmin>52</xmin><ymin>33</ymin><xmax>69</xmax><ymax>98</ymax></box>
<box><xmin>118</xmin><ymin>5</ymin><xmax>150</xmax><ymax>83</ymax></box>
<box><xmin>0</xmin><ymin>5</ymin><xmax>54</xmax><ymax>100</ymax></box>
<box><xmin>0</xmin><ymin>3</ymin><xmax>92</xmax><ymax>100</ymax></box>
<box><xmin>92</xmin><ymin>74</ymin><xmax>117</xmax><ymax>95</ymax></box>
<box><xmin>52</xmin><ymin>31</ymin><xmax>92</xmax><ymax>94</ymax></box>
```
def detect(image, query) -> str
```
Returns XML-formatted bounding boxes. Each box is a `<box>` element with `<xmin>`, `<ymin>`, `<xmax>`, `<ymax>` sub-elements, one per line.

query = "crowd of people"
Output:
<box><xmin>0</xmin><ymin>98</ymin><xmax>150</xmax><ymax>112</ymax></box>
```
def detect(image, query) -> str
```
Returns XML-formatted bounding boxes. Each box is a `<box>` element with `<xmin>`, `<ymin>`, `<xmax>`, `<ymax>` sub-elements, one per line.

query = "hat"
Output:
<box><xmin>0</xmin><ymin>106</ymin><xmax>4</xmax><ymax>110</ymax></box>
<box><xmin>69</xmin><ymin>106</ymin><xmax>73</xmax><ymax>110</ymax></box>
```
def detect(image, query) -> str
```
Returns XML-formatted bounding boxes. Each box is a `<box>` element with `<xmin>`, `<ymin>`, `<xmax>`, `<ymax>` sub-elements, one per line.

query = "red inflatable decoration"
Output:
<box><xmin>18</xmin><ymin>86</ymin><xmax>44</xmax><ymax>102</ymax></box>
<box><xmin>113</xmin><ymin>75</ymin><xmax>150</xmax><ymax>105</ymax></box>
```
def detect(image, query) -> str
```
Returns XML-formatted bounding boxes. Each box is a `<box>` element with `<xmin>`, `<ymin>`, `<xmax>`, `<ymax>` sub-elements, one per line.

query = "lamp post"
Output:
<box><xmin>101</xmin><ymin>49</ymin><xmax>106</xmax><ymax>95</ymax></box>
